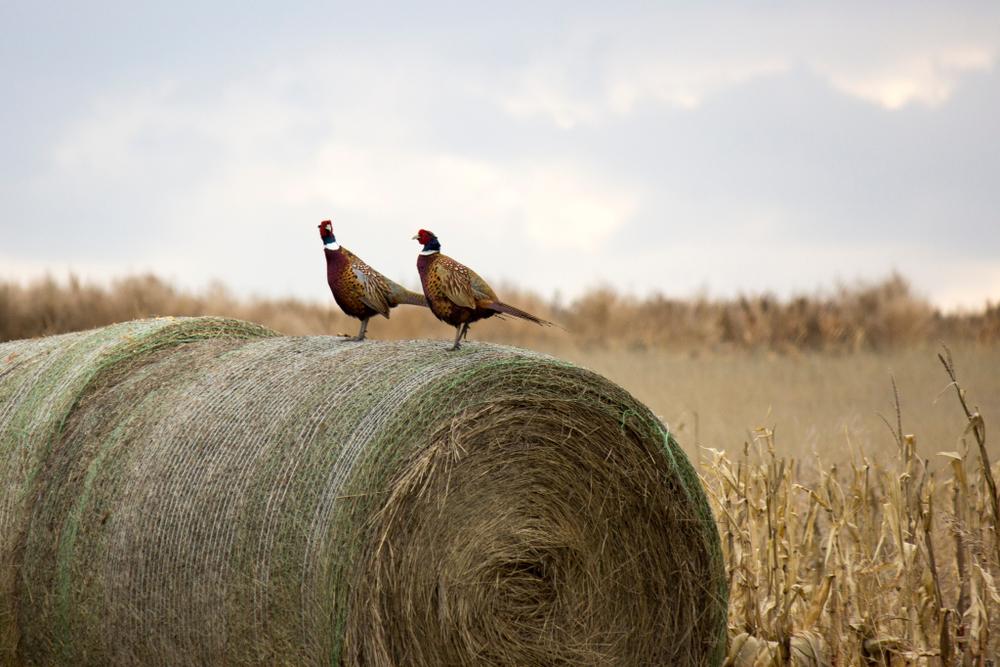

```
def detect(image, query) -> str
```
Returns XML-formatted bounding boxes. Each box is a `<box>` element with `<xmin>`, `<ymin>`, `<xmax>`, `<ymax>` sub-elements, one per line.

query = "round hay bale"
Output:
<box><xmin>0</xmin><ymin>317</ymin><xmax>727</xmax><ymax>666</ymax></box>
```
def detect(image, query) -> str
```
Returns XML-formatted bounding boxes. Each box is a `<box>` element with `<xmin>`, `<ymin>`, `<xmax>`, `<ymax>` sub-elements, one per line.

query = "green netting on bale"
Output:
<box><xmin>0</xmin><ymin>317</ymin><xmax>727</xmax><ymax>666</ymax></box>
<box><xmin>0</xmin><ymin>317</ymin><xmax>276</xmax><ymax>665</ymax></box>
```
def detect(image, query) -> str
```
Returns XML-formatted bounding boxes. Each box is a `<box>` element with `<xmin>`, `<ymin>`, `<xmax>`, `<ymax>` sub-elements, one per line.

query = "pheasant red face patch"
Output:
<box><xmin>416</xmin><ymin>229</ymin><xmax>435</xmax><ymax>244</ymax></box>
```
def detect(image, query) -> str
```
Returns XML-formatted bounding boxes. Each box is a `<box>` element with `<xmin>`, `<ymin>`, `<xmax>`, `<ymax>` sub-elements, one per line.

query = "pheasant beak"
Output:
<box><xmin>411</xmin><ymin>234</ymin><xmax>419</xmax><ymax>240</ymax></box>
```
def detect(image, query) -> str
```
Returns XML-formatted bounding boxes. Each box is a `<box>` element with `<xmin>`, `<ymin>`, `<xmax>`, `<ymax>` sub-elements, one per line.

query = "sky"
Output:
<box><xmin>2</xmin><ymin>2</ymin><xmax>999</xmax><ymax>309</ymax></box>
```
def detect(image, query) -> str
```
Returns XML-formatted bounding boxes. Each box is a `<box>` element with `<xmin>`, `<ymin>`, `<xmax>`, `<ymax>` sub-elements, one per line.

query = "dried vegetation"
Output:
<box><xmin>2</xmin><ymin>273</ymin><xmax>998</xmax><ymax>665</ymax></box>
<box><xmin>710</xmin><ymin>348</ymin><xmax>999</xmax><ymax>665</ymax></box>
<box><xmin>2</xmin><ymin>273</ymin><xmax>998</xmax><ymax>351</ymax></box>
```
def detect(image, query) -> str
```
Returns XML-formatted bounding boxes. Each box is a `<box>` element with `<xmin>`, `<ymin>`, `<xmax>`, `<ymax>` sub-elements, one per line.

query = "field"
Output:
<box><xmin>566</xmin><ymin>344</ymin><xmax>1000</xmax><ymax>464</ymax></box>
<box><xmin>4</xmin><ymin>273</ymin><xmax>998</xmax><ymax>463</ymax></box>
<box><xmin>543</xmin><ymin>345</ymin><xmax>1000</xmax><ymax>663</ymax></box>
<box><xmin>2</xmin><ymin>273</ymin><xmax>999</xmax><ymax>663</ymax></box>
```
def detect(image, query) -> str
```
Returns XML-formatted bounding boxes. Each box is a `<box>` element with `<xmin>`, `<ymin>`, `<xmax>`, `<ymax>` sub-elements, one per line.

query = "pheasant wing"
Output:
<box><xmin>433</xmin><ymin>258</ymin><xmax>477</xmax><ymax>309</ymax></box>
<box><xmin>348</xmin><ymin>255</ymin><xmax>393</xmax><ymax>317</ymax></box>
<box><xmin>467</xmin><ymin>269</ymin><xmax>499</xmax><ymax>304</ymax></box>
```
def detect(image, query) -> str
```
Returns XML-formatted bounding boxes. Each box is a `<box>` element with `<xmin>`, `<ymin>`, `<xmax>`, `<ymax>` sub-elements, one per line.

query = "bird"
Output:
<box><xmin>319</xmin><ymin>220</ymin><xmax>428</xmax><ymax>340</ymax></box>
<box><xmin>412</xmin><ymin>229</ymin><xmax>553</xmax><ymax>350</ymax></box>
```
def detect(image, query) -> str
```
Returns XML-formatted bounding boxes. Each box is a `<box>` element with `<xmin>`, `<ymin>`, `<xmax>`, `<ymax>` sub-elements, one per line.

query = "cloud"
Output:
<box><xmin>493</xmin><ymin>7</ymin><xmax>1000</xmax><ymax>126</ymax></box>
<box><xmin>818</xmin><ymin>46</ymin><xmax>995</xmax><ymax>109</ymax></box>
<box><xmin>5</xmin><ymin>3</ymin><xmax>1000</xmax><ymax>310</ymax></box>
<box><xmin>266</xmin><ymin>143</ymin><xmax>638</xmax><ymax>253</ymax></box>
<box><xmin>605</xmin><ymin>59</ymin><xmax>790</xmax><ymax>113</ymax></box>
<box><xmin>499</xmin><ymin>60</ymin><xmax>602</xmax><ymax>129</ymax></box>
<box><xmin>42</xmin><ymin>60</ymin><xmax>638</xmax><ymax>296</ymax></box>
<box><xmin>501</xmin><ymin>56</ymin><xmax>789</xmax><ymax>126</ymax></box>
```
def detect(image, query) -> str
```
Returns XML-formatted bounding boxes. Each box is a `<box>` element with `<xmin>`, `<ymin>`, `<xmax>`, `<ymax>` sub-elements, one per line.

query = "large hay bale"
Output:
<box><xmin>0</xmin><ymin>317</ymin><xmax>727</xmax><ymax>666</ymax></box>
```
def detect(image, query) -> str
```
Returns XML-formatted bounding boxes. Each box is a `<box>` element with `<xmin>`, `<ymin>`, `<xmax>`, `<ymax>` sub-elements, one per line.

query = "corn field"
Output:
<box><xmin>706</xmin><ymin>348</ymin><xmax>999</xmax><ymax>666</ymax></box>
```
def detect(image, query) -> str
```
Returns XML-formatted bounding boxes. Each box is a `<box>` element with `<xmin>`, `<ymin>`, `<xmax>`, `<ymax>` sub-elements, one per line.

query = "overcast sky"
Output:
<box><xmin>2</xmin><ymin>2</ymin><xmax>999</xmax><ymax>309</ymax></box>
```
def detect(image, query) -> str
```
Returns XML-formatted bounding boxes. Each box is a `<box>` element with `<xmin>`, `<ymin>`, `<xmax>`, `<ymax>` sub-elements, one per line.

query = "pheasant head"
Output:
<box><xmin>412</xmin><ymin>229</ymin><xmax>440</xmax><ymax>254</ymax></box>
<box><xmin>318</xmin><ymin>220</ymin><xmax>340</xmax><ymax>250</ymax></box>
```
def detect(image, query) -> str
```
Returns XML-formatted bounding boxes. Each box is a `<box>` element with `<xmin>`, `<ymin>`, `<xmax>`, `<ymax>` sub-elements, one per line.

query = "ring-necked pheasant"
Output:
<box><xmin>320</xmin><ymin>220</ymin><xmax>427</xmax><ymax>340</ymax></box>
<box><xmin>412</xmin><ymin>229</ymin><xmax>553</xmax><ymax>350</ymax></box>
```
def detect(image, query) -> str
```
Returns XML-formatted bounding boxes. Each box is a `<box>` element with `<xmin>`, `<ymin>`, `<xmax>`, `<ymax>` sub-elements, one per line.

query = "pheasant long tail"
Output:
<box><xmin>486</xmin><ymin>301</ymin><xmax>554</xmax><ymax>327</ymax></box>
<box><xmin>387</xmin><ymin>283</ymin><xmax>429</xmax><ymax>308</ymax></box>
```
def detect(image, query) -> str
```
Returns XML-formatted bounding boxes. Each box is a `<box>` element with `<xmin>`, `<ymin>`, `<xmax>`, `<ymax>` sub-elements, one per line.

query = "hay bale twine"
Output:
<box><xmin>0</xmin><ymin>317</ymin><xmax>727</xmax><ymax>666</ymax></box>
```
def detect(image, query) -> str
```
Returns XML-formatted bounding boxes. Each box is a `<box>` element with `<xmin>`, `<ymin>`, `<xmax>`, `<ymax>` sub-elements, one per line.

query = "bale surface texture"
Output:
<box><xmin>0</xmin><ymin>317</ymin><xmax>727</xmax><ymax>666</ymax></box>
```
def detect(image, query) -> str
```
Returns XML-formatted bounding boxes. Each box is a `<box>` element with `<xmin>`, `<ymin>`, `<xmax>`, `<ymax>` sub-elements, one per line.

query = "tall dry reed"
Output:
<box><xmin>1</xmin><ymin>273</ymin><xmax>997</xmax><ymax>351</ymax></box>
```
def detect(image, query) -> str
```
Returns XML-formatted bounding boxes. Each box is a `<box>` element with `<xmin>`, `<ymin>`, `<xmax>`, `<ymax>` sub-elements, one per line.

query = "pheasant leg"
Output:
<box><xmin>350</xmin><ymin>318</ymin><xmax>369</xmax><ymax>342</ymax></box>
<box><xmin>450</xmin><ymin>325</ymin><xmax>464</xmax><ymax>351</ymax></box>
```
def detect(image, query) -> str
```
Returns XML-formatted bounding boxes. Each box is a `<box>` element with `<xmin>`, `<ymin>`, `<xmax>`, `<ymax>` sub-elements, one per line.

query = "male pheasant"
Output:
<box><xmin>412</xmin><ymin>229</ymin><xmax>552</xmax><ymax>350</ymax></box>
<box><xmin>319</xmin><ymin>220</ymin><xmax>427</xmax><ymax>340</ymax></box>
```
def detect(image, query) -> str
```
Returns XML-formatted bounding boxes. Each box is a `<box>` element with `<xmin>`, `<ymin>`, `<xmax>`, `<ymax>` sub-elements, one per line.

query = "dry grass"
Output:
<box><xmin>1</xmin><ymin>272</ymin><xmax>998</xmax><ymax>351</ymax></box>
<box><xmin>561</xmin><ymin>344</ymin><xmax>1000</xmax><ymax>466</ymax></box>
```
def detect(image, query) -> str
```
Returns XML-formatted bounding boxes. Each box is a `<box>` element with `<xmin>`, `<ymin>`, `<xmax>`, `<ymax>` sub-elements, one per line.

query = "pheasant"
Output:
<box><xmin>319</xmin><ymin>220</ymin><xmax>427</xmax><ymax>340</ymax></box>
<box><xmin>412</xmin><ymin>229</ymin><xmax>552</xmax><ymax>350</ymax></box>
